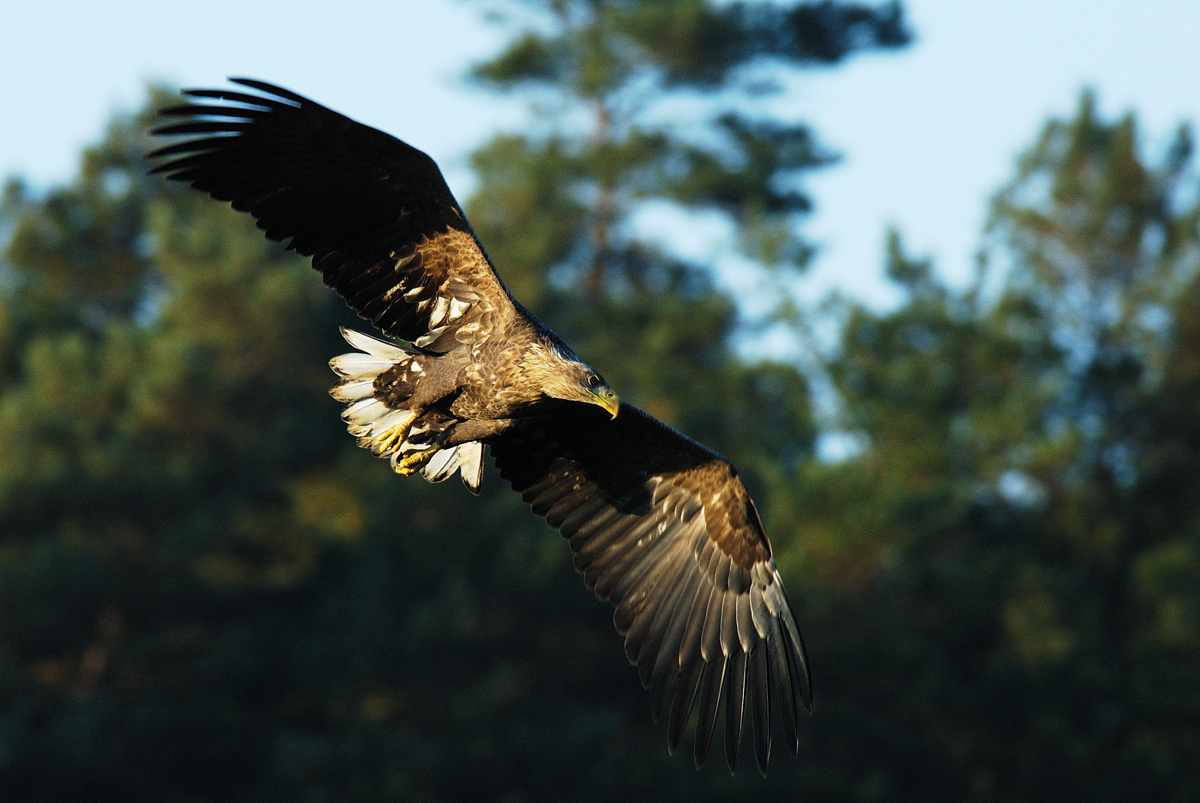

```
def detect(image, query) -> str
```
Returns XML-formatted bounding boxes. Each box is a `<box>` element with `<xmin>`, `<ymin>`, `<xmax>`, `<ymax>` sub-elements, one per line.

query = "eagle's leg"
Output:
<box><xmin>374</xmin><ymin>416</ymin><xmax>415</xmax><ymax>454</ymax></box>
<box><xmin>444</xmin><ymin>417</ymin><xmax>515</xmax><ymax>444</ymax></box>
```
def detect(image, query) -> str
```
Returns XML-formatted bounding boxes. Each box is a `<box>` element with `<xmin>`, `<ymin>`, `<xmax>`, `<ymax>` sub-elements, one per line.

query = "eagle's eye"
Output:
<box><xmin>586</xmin><ymin>373</ymin><xmax>602</xmax><ymax>388</ymax></box>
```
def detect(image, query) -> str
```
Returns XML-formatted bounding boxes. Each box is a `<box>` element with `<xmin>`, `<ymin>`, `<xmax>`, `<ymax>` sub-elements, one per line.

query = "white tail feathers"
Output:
<box><xmin>330</xmin><ymin>327</ymin><xmax>485</xmax><ymax>490</ymax></box>
<box><xmin>329</xmin><ymin>352</ymin><xmax>395</xmax><ymax>381</ymax></box>
<box><xmin>329</xmin><ymin>378</ymin><xmax>374</xmax><ymax>402</ymax></box>
<box><xmin>421</xmin><ymin>441</ymin><xmax>485</xmax><ymax>494</ymax></box>
<box><xmin>337</xmin><ymin>326</ymin><xmax>411</xmax><ymax>361</ymax></box>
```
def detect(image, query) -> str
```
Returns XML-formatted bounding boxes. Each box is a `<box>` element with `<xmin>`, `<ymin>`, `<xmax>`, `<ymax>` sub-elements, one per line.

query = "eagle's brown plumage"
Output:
<box><xmin>149</xmin><ymin>78</ymin><xmax>811</xmax><ymax>775</ymax></box>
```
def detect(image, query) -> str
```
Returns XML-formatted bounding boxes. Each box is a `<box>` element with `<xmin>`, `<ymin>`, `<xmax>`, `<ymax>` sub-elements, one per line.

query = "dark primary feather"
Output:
<box><xmin>491</xmin><ymin>401</ymin><xmax>812</xmax><ymax>774</ymax></box>
<box><xmin>149</xmin><ymin>78</ymin><xmax>514</xmax><ymax>349</ymax></box>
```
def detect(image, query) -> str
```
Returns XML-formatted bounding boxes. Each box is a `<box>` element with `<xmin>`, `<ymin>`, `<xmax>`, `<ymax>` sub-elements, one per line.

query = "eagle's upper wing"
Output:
<box><xmin>490</xmin><ymin>402</ymin><xmax>812</xmax><ymax>776</ymax></box>
<box><xmin>149</xmin><ymin>78</ymin><xmax>513</xmax><ymax>351</ymax></box>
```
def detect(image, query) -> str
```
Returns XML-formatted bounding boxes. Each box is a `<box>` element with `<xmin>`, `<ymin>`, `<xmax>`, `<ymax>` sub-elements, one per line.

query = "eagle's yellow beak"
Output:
<box><xmin>590</xmin><ymin>385</ymin><xmax>620</xmax><ymax>419</ymax></box>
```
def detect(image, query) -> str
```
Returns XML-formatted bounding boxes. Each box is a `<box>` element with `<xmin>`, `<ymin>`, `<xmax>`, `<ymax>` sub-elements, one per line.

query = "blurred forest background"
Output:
<box><xmin>2</xmin><ymin>1</ymin><xmax>1199</xmax><ymax>801</ymax></box>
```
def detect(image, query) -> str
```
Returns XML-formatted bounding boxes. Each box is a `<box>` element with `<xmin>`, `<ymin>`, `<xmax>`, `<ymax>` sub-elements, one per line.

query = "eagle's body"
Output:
<box><xmin>150</xmin><ymin>79</ymin><xmax>811</xmax><ymax>776</ymax></box>
<box><xmin>324</xmin><ymin>222</ymin><xmax>613</xmax><ymax>482</ymax></box>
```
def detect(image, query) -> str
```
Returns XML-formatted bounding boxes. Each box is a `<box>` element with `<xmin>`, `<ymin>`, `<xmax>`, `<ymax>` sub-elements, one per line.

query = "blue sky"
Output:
<box><xmin>3</xmin><ymin>0</ymin><xmax>1199</xmax><ymax>308</ymax></box>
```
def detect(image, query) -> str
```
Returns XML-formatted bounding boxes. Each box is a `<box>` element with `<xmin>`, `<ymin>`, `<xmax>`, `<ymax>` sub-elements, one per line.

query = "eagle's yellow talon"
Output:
<box><xmin>394</xmin><ymin>449</ymin><xmax>437</xmax><ymax>475</ymax></box>
<box><xmin>377</xmin><ymin>425</ymin><xmax>407</xmax><ymax>453</ymax></box>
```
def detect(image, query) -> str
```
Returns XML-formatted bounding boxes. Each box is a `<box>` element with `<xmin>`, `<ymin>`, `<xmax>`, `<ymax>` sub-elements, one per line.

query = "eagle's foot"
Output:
<box><xmin>375</xmin><ymin>419</ymin><xmax>413</xmax><ymax>454</ymax></box>
<box><xmin>393</xmin><ymin>448</ymin><xmax>438</xmax><ymax>476</ymax></box>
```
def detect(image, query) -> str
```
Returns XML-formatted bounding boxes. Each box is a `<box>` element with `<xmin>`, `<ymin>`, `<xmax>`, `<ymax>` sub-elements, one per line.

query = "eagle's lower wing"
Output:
<box><xmin>149</xmin><ymin>78</ymin><xmax>512</xmax><ymax>351</ymax></box>
<box><xmin>490</xmin><ymin>402</ymin><xmax>811</xmax><ymax>775</ymax></box>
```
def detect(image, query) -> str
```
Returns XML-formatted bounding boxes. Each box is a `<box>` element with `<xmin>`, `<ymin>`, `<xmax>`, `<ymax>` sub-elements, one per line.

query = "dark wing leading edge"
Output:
<box><xmin>490</xmin><ymin>402</ymin><xmax>812</xmax><ymax>776</ymax></box>
<box><xmin>148</xmin><ymin>78</ymin><xmax>514</xmax><ymax>351</ymax></box>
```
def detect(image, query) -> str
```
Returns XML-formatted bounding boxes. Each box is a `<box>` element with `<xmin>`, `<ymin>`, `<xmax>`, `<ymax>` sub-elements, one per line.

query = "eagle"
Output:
<box><xmin>149</xmin><ymin>79</ymin><xmax>811</xmax><ymax>776</ymax></box>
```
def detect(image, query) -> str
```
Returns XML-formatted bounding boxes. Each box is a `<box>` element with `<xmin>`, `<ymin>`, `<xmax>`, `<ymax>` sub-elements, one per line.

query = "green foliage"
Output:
<box><xmin>787</xmin><ymin>92</ymin><xmax>1200</xmax><ymax>801</ymax></box>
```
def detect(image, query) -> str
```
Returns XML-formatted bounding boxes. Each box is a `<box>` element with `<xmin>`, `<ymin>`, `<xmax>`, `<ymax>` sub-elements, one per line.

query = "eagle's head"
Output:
<box><xmin>579</xmin><ymin>368</ymin><xmax>620</xmax><ymax>419</ymax></box>
<box><xmin>544</xmin><ymin>359</ymin><xmax>620</xmax><ymax>419</ymax></box>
